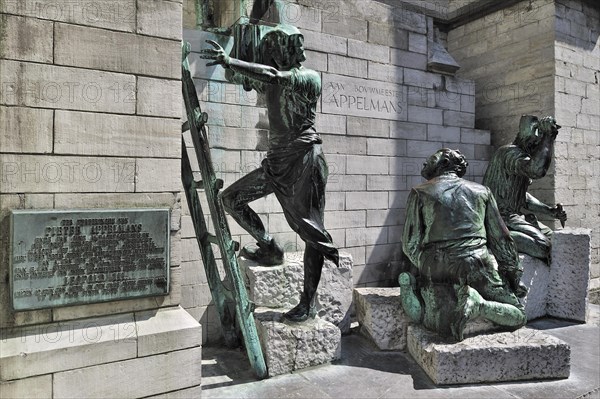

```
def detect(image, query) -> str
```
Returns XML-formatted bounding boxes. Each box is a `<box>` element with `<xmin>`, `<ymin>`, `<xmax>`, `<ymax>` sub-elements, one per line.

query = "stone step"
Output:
<box><xmin>407</xmin><ymin>325</ymin><xmax>570</xmax><ymax>385</ymax></box>
<box><xmin>254</xmin><ymin>308</ymin><xmax>341</xmax><ymax>377</ymax></box>
<box><xmin>240</xmin><ymin>252</ymin><xmax>353</xmax><ymax>333</ymax></box>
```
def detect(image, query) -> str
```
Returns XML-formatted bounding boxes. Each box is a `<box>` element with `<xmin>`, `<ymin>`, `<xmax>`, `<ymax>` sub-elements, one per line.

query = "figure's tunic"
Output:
<box><xmin>230</xmin><ymin>67</ymin><xmax>339</xmax><ymax>264</ymax></box>
<box><xmin>402</xmin><ymin>175</ymin><xmax>520</xmax><ymax>289</ymax></box>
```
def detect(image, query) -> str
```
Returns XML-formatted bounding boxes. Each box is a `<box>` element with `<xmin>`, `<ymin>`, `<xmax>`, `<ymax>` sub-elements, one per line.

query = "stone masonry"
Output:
<box><xmin>0</xmin><ymin>1</ymin><xmax>201</xmax><ymax>397</ymax></box>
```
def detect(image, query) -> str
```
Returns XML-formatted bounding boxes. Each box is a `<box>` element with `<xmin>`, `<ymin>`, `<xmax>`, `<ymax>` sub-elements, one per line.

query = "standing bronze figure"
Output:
<box><xmin>483</xmin><ymin>115</ymin><xmax>567</xmax><ymax>262</ymax></box>
<box><xmin>400</xmin><ymin>149</ymin><xmax>527</xmax><ymax>341</ymax></box>
<box><xmin>200</xmin><ymin>25</ymin><xmax>339</xmax><ymax>322</ymax></box>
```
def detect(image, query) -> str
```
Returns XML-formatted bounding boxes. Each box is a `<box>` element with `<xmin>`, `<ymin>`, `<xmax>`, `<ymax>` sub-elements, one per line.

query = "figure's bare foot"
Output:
<box><xmin>399</xmin><ymin>272</ymin><xmax>423</xmax><ymax>323</ymax></box>
<box><xmin>239</xmin><ymin>238</ymin><xmax>284</xmax><ymax>266</ymax></box>
<box><xmin>451</xmin><ymin>285</ymin><xmax>484</xmax><ymax>341</ymax></box>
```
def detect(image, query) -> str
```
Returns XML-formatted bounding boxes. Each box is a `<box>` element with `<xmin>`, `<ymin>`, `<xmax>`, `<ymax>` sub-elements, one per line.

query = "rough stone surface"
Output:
<box><xmin>240</xmin><ymin>252</ymin><xmax>353</xmax><ymax>333</ymax></box>
<box><xmin>407</xmin><ymin>325</ymin><xmax>571</xmax><ymax>385</ymax></box>
<box><xmin>548</xmin><ymin>229</ymin><xmax>591</xmax><ymax>321</ymax></box>
<box><xmin>254</xmin><ymin>309</ymin><xmax>341</xmax><ymax>377</ymax></box>
<box><xmin>353</xmin><ymin>287</ymin><xmax>408</xmax><ymax>350</ymax></box>
<box><xmin>0</xmin><ymin>375</ymin><xmax>52</xmax><ymax>399</ymax></box>
<box><xmin>520</xmin><ymin>254</ymin><xmax>550</xmax><ymax>320</ymax></box>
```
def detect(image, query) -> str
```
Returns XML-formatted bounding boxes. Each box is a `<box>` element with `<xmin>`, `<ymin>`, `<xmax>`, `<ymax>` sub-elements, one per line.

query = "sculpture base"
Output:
<box><xmin>407</xmin><ymin>325</ymin><xmax>570</xmax><ymax>385</ymax></box>
<box><xmin>254</xmin><ymin>309</ymin><xmax>341</xmax><ymax>377</ymax></box>
<box><xmin>353</xmin><ymin>288</ymin><xmax>408</xmax><ymax>350</ymax></box>
<box><xmin>240</xmin><ymin>252</ymin><xmax>353</xmax><ymax>333</ymax></box>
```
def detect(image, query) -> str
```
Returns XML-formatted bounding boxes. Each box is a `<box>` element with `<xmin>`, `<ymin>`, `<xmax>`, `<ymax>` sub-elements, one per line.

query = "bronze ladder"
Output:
<box><xmin>180</xmin><ymin>41</ymin><xmax>267</xmax><ymax>379</ymax></box>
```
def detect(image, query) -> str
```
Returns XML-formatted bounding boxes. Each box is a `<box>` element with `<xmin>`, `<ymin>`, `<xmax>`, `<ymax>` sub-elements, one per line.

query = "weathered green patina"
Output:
<box><xmin>483</xmin><ymin>115</ymin><xmax>566</xmax><ymax>263</ymax></box>
<box><xmin>199</xmin><ymin>24</ymin><xmax>339</xmax><ymax>323</ymax></box>
<box><xmin>400</xmin><ymin>149</ymin><xmax>527</xmax><ymax>341</ymax></box>
<box><xmin>181</xmin><ymin>42</ymin><xmax>267</xmax><ymax>378</ymax></box>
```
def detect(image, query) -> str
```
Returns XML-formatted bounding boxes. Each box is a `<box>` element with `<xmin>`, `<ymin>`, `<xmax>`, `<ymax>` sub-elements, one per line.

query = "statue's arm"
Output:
<box><xmin>485</xmin><ymin>190</ymin><xmax>519</xmax><ymax>272</ymax></box>
<box><xmin>402</xmin><ymin>190</ymin><xmax>423</xmax><ymax>267</ymax></box>
<box><xmin>227</xmin><ymin>58</ymin><xmax>294</xmax><ymax>86</ymax></box>
<box><xmin>525</xmin><ymin>192</ymin><xmax>567</xmax><ymax>222</ymax></box>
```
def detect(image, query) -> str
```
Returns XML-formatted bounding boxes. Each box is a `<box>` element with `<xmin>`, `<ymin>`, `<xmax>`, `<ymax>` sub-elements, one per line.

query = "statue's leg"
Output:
<box><xmin>399</xmin><ymin>272</ymin><xmax>423</xmax><ymax>323</ymax></box>
<box><xmin>284</xmin><ymin>243</ymin><xmax>323</xmax><ymax>322</ymax></box>
<box><xmin>220</xmin><ymin>167</ymin><xmax>283</xmax><ymax>265</ymax></box>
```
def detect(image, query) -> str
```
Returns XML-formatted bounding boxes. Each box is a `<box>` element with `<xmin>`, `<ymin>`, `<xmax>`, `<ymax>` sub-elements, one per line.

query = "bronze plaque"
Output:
<box><xmin>10</xmin><ymin>209</ymin><xmax>170</xmax><ymax>311</ymax></box>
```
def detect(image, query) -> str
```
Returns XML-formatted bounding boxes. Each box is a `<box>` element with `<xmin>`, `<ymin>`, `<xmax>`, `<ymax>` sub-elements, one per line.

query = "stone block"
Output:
<box><xmin>322</xmin><ymin>15</ymin><xmax>367</xmax><ymax>41</ymax></box>
<box><xmin>0</xmin><ymin>60</ymin><xmax>136</xmax><ymax>114</ymax></box>
<box><xmin>346</xmin><ymin>192</ymin><xmax>389</xmax><ymax>211</ymax></box>
<box><xmin>0</xmin><ymin>153</ymin><xmax>135</xmax><ymax>193</ymax></box>
<box><xmin>403</xmin><ymin>69</ymin><xmax>442</xmax><ymax>89</ymax></box>
<box><xmin>427</xmin><ymin>125</ymin><xmax>461</xmax><ymax>143</ymax></box>
<box><xmin>407</xmin><ymin>325</ymin><xmax>570</xmax><ymax>385</ymax></box>
<box><xmin>53</xmin><ymin>347</ymin><xmax>202</xmax><ymax>399</ymax></box>
<box><xmin>408</xmin><ymin>105</ymin><xmax>443</xmax><ymax>125</ymax></box>
<box><xmin>303</xmin><ymin>29</ymin><xmax>347</xmax><ymax>55</ymax></box>
<box><xmin>354</xmin><ymin>287</ymin><xmax>409</xmax><ymax>350</ymax></box>
<box><xmin>390</xmin><ymin>49</ymin><xmax>427</xmax><ymax>70</ymax></box>
<box><xmin>520</xmin><ymin>254</ymin><xmax>550</xmax><ymax>320</ymax></box>
<box><xmin>304</xmin><ymin>50</ymin><xmax>328</xmax><ymax>72</ymax></box>
<box><xmin>54</xmin><ymin>23</ymin><xmax>180</xmax><ymax>79</ymax></box>
<box><xmin>241</xmin><ymin>252</ymin><xmax>353</xmax><ymax>332</ymax></box>
<box><xmin>0</xmin><ymin>15</ymin><xmax>53</xmax><ymax>63</ymax></box>
<box><xmin>348</xmin><ymin>39</ymin><xmax>389</xmax><ymax>63</ymax></box>
<box><xmin>145</xmin><ymin>385</ymin><xmax>203</xmax><ymax>399</ymax></box>
<box><xmin>367</xmin><ymin>62</ymin><xmax>403</xmax><ymax>84</ymax></box>
<box><xmin>347</xmin><ymin>117</ymin><xmax>390</xmax><ymax>138</ymax></box>
<box><xmin>328</xmin><ymin>55</ymin><xmax>368</xmax><ymax>78</ymax></box>
<box><xmin>390</xmin><ymin>121</ymin><xmax>427</xmax><ymax>140</ymax></box>
<box><xmin>347</xmin><ymin>155</ymin><xmax>388</xmax><ymax>175</ymax></box>
<box><xmin>135</xmin><ymin>306</ymin><xmax>202</xmax><ymax>357</ymax></box>
<box><xmin>137</xmin><ymin>0</ymin><xmax>182</xmax><ymax>40</ymax></box>
<box><xmin>461</xmin><ymin>128</ymin><xmax>491</xmax><ymax>145</ymax></box>
<box><xmin>367</xmin><ymin>138</ymin><xmax>406</xmax><ymax>156</ymax></box>
<box><xmin>444</xmin><ymin>110</ymin><xmax>475</xmax><ymax>127</ymax></box>
<box><xmin>254</xmin><ymin>309</ymin><xmax>341</xmax><ymax>377</ymax></box>
<box><xmin>54</xmin><ymin>111</ymin><xmax>180</xmax><ymax>158</ymax></box>
<box><xmin>367</xmin><ymin>22</ymin><xmax>409</xmax><ymax>49</ymax></box>
<box><xmin>136</xmin><ymin>158</ymin><xmax>181</xmax><ymax>192</ymax></box>
<box><xmin>408</xmin><ymin>32</ymin><xmax>428</xmax><ymax>54</ymax></box>
<box><xmin>0</xmin><ymin>106</ymin><xmax>53</xmax><ymax>153</ymax></box>
<box><xmin>0</xmin><ymin>0</ymin><xmax>136</xmax><ymax>32</ymax></box>
<box><xmin>548</xmin><ymin>229</ymin><xmax>591</xmax><ymax>322</ymax></box>
<box><xmin>0</xmin><ymin>375</ymin><xmax>52</xmax><ymax>399</ymax></box>
<box><xmin>137</xmin><ymin>77</ymin><xmax>182</xmax><ymax>118</ymax></box>
<box><xmin>0</xmin><ymin>314</ymin><xmax>137</xmax><ymax>380</ymax></box>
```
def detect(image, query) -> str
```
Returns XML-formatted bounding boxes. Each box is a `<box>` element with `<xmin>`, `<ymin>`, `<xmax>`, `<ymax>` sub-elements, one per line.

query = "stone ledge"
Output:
<box><xmin>241</xmin><ymin>252</ymin><xmax>353</xmax><ymax>333</ymax></box>
<box><xmin>407</xmin><ymin>325</ymin><xmax>570</xmax><ymax>385</ymax></box>
<box><xmin>0</xmin><ymin>306</ymin><xmax>200</xmax><ymax>381</ymax></box>
<box><xmin>255</xmin><ymin>309</ymin><xmax>341</xmax><ymax>377</ymax></box>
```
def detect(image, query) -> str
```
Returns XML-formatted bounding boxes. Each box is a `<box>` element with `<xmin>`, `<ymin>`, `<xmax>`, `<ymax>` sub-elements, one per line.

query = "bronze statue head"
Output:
<box><xmin>261</xmin><ymin>25</ymin><xmax>306</xmax><ymax>70</ymax></box>
<box><xmin>514</xmin><ymin>115</ymin><xmax>560</xmax><ymax>152</ymax></box>
<box><xmin>421</xmin><ymin>148</ymin><xmax>468</xmax><ymax>180</ymax></box>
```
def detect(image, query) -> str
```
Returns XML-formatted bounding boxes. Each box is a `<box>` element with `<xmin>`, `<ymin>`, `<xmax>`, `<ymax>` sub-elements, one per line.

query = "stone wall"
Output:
<box><xmin>553</xmin><ymin>0</ymin><xmax>599</xmax><ymax>294</ymax></box>
<box><xmin>447</xmin><ymin>0</ymin><xmax>599</xmax><ymax>295</ymax></box>
<box><xmin>0</xmin><ymin>0</ymin><xmax>184</xmax><ymax>330</ymax></box>
<box><xmin>182</xmin><ymin>0</ymin><xmax>494</xmax><ymax>343</ymax></box>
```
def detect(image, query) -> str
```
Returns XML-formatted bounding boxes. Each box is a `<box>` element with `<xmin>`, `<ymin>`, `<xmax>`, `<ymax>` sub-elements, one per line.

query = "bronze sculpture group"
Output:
<box><xmin>199</xmin><ymin>19</ymin><xmax>566</xmax><ymax>341</ymax></box>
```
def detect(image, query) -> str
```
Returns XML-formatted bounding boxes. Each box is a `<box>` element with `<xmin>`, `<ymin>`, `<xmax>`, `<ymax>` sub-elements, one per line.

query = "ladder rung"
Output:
<box><xmin>182</xmin><ymin>121</ymin><xmax>190</xmax><ymax>132</ymax></box>
<box><xmin>207</xmin><ymin>234</ymin><xmax>218</xmax><ymax>245</ymax></box>
<box><xmin>232</xmin><ymin>241</ymin><xmax>240</xmax><ymax>252</ymax></box>
<box><xmin>215</xmin><ymin>179</ymin><xmax>224</xmax><ymax>190</ymax></box>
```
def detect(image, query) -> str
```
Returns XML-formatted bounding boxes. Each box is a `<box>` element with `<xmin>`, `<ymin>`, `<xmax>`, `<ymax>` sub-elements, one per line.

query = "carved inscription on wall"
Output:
<box><xmin>321</xmin><ymin>73</ymin><xmax>408</xmax><ymax>121</ymax></box>
<box><xmin>10</xmin><ymin>209</ymin><xmax>170</xmax><ymax>311</ymax></box>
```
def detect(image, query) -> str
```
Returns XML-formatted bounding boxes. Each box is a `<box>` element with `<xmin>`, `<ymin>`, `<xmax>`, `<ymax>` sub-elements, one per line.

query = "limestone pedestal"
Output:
<box><xmin>353</xmin><ymin>288</ymin><xmax>408</xmax><ymax>350</ymax></box>
<box><xmin>0</xmin><ymin>306</ymin><xmax>202</xmax><ymax>399</ymax></box>
<box><xmin>521</xmin><ymin>228</ymin><xmax>591</xmax><ymax>322</ymax></box>
<box><xmin>254</xmin><ymin>309</ymin><xmax>341</xmax><ymax>377</ymax></box>
<box><xmin>240</xmin><ymin>252</ymin><xmax>353</xmax><ymax>333</ymax></box>
<box><xmin>407</xmin><ymin>325</ymin><xmax>570</xmax><ymax>385</ymax></box>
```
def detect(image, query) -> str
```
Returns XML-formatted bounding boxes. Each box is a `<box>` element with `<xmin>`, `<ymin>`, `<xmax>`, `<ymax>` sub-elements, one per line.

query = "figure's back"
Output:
<box><xmin>483</xmin><ymin>145</ymin><xmax>529</xmax><ymax>217</ymax></box>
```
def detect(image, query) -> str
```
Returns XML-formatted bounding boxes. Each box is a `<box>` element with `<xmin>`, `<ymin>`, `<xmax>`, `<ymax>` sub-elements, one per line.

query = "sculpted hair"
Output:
<box><xmin>438</xmin><ymin>148</ymin><xmax>468</xmax><ymax>177</ymax></box>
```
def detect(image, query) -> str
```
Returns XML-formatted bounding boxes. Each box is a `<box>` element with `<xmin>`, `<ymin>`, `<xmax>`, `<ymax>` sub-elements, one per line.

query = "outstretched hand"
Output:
<box><xmin>199</xmin><ymin>40</ymin><xmax>230</xmax><ymax>67</ymax></box>
<box><xmin>552</xmin><ymin>203</ymin><xmax>567</xmax><ymax>225</ymax></box>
